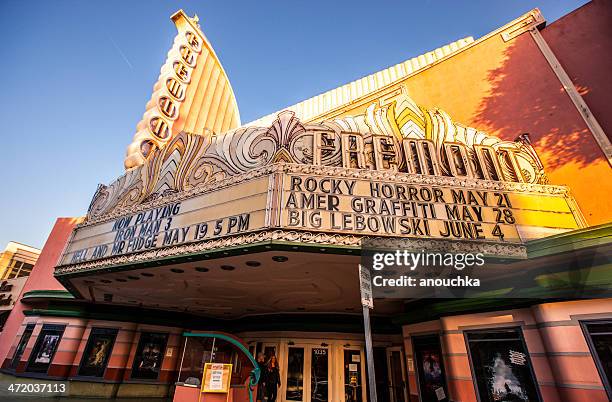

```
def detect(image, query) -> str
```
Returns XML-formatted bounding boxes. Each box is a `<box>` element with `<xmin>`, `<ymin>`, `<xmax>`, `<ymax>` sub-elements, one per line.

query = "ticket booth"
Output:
<box><xmin>173</xmin><ymin>333</ymin><xmax>258</xmax><ymax>402</ymax></box>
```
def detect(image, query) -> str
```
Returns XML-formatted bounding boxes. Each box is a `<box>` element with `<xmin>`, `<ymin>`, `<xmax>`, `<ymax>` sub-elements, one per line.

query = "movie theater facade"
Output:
<box><xmin>1</xmin><ymin>4</ymin><xmax>612</xmax><ymax>402</ymax></box>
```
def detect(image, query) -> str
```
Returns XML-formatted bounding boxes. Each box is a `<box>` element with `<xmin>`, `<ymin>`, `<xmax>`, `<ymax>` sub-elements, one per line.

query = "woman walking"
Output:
<box><xmin>264</xmin><ymin>355</ymin><xmax>281</xmax><ymax>402</ymax></box>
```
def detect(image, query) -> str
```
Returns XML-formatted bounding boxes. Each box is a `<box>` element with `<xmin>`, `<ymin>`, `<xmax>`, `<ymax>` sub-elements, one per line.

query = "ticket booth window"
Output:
<box><xmin>176</xmin><ymin>335</ymin><xmax>252</xmax><ymax>387</ymax></box>
<box><xmin>466</xmin><ymin>328</ymin><xmax>541</xmax><ymax>402</ymax></box>
<box><xmin>582</xmin><ymin>321</ymin><xmax>612</xmax><ymax>400</ymax></box>
<box><xmin>131</xmin><ymin>332</ymin><xmax>168</xmax><ymax>380</ymax></box>
<box><xmin>26</xmin><ymin>324</ymin><xmax>65</xmax><ymax>374</ymax></box>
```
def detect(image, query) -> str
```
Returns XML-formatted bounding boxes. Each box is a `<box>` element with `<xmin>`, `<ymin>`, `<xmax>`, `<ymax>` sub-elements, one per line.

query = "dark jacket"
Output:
<box><xmin>257</xmin><ymin>361</ymin><xmax>267</xmax><ymax>381</ymax></box>
<box><xmin>256</xmin><ymin>361</ymin><xmax>267</xmax><ymax>399</ymax></box>
<box><xmin>264</xmin><ymin>366</ymin><xmax>281</xmax><ymax>387</ymax></box>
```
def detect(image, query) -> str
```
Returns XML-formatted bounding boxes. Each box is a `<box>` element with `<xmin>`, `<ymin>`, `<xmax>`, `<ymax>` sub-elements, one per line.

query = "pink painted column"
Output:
<box><xmin>0</xmin><ymin>217</ymin><xmax>81</xmax><ymax>367</ymax></box>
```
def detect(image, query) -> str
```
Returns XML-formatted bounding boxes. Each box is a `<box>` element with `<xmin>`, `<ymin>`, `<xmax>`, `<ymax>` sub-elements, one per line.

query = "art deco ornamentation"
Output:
<box><xmin>124</xmin><ymin>10</ymin><xmax>241</xmax><ymax>169</ymax></box>
<box><xmin>90</xmin><ymin>92</ymin><xmax>548</xmax><ymax>222</ymax></box>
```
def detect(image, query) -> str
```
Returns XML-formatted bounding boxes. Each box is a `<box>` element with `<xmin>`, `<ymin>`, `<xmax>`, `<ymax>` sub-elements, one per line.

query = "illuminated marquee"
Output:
<box><xmin>278</xmin><ymin>171</ymin><xmax>578</xmax><ymax>244</ymax></box>
<box><xmin>57</xmin><ymin>160</ymin><xmax>583</xmax><ymax>272</ymax></box>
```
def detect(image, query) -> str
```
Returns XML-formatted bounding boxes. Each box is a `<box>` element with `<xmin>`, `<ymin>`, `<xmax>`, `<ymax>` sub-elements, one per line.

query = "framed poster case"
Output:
<box><xmin>199</xmin><ymin>362</ymin><xmax>232</xmax><ymax>401</ymax></box>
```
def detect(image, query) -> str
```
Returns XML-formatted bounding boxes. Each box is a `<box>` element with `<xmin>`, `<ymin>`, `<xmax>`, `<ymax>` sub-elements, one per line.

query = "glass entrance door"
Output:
<box><xmin>262</xmin><ymin>342</ymin><xmax>279</xmax><ymax>361</ymax></box>
<box><xmin>286</xmin><ymin>346</ymin><xmax>305</xmax><ymax>401</ymax></box>
<box><xmin>343</xmin><ymin>349</ymin><xmax>364</xmax><ymax>402</ymax></box>
<box><xmin>284</xmin><ymin>344</ymin><xmax>331</xmax><ymax>402</ymax></box>
<box><xmin>310</xmin><ymin>347</ymin><xmax>329</xmax><ymax>402</ymax></box>
<box><xmin>387</xmin><ymin>347</ymin><xmax>407</xmax><ymax>402</ymax></box>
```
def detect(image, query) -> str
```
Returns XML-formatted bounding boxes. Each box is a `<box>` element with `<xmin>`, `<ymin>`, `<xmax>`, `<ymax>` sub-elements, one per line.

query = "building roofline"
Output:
<box><xmin>2</xmin><ymin>241</ymin><xmax>41</xmax><ymax>254</ymax></box>
<box><xmin>242</xmin><ymin>8</ymin><xmax>545</xmax><ymax>127</ymax></box>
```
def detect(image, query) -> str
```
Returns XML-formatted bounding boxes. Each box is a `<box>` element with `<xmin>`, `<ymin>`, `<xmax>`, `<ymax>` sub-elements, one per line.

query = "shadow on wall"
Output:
<box><xmin>473</xmin><ymin>35</ymin><xmax>601</xmax><ymax>170</ymax></box>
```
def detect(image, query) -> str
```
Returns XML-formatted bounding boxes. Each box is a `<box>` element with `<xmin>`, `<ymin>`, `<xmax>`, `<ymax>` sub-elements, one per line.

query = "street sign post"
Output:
<box><xmin>359</xmin><ymin>264</ymin><xmax>377</xmax><ymax>402</ymax></box>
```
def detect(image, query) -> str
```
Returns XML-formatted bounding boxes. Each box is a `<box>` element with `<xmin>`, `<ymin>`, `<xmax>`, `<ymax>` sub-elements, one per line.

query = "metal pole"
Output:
<box><xmin>210</xmin><ymin>337</ymin><xmax>216</xmax><ymax>362</ymax></box>
<box><xmin>177</xmin><ymin>337</ymin><xmax>188</xmax><ymax>383</ymax></box>
<box><xmin>363</xmin><ymin>304</ymin><xmax>377</xmax><ymax>402</ymax></box>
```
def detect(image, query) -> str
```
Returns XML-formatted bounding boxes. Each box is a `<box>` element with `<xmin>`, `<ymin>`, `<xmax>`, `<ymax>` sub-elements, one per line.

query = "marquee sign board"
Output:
<box><xmin>278</xmin><ymin>172</ymin><xmax>580</xmax><ymax>243</ymax></box>
<box><xmin>58</xmin><ymin>163</ymin><xmax>584</xmax><ymax>272</ymax></box>
<box><xmin>59</xmin><ymin>176</ymin><xmax>270</xmax><ymax>266</ymax></box>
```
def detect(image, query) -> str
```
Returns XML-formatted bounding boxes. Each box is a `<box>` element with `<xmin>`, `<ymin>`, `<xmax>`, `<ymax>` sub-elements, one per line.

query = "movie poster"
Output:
<box><xmin>467</xmin><ymin>329</ymin><xmax>540</xmax><ymax>402</ymax></box>
<box><xmin>421</xmin><ymin>350</ymin><xmax>445</xmax><ymax>398</ymax></box>
<box><xmin>413</xmin><ymin>337</ymin><xmax>448</xmax><ymax>402</ymax></box>
<box><xmin>34</xmin><ymin>334</ymin><xmax>59</xmax><ymax>364</ymax></box>
<box><xmin>131</xmin><ymin>332</ymin><xmax>168</xmax><ymax>379</ymax></box>
<box><xmin>26</xmin><ymin>325</ymin><xmax>65</xmax><ymax>373</ymax></box>
<box><xmin>79</xmin><ymin>328</ymin><xmax>117</xmax><ymax>377</ymax></box>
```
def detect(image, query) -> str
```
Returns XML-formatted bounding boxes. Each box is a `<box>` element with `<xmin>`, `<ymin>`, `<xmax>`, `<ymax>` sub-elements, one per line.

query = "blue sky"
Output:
<box><xmin>0</xmin><ymin>0</ymin><xmax>589</xmax><ymax>249</ymax></box>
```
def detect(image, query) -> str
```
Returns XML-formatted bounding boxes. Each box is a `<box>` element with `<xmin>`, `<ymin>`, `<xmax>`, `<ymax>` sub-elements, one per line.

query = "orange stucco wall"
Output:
<box><xmin>542</xmin><ymin>0</ymin><xmax>612</xmax><ymax>142</ymax></box>
<box><xmin>332</xmin><ymin>3</ymin><xmax>611</xmax><ymax>226</ymax></box>
<box><xmin>404</xmin><ymin>32</ymin><xmax>611</xmax><ymax>227</ymax></box>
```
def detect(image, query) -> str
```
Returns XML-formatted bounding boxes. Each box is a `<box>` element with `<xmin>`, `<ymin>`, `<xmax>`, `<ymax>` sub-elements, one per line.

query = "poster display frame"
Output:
<box><xmin>199</xmin><ymin>362</ymin><xmax>232</xmax><ymax>401</ymax></box>
<box><xmin>464</xmin><ymin>326</ymin><xmax>542</xmax><ymax>402</ymax></box>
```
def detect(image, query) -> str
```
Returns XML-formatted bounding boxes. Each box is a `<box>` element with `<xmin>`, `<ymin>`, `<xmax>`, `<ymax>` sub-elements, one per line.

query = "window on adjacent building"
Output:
<box><xmin>7</xmin><ymin>261</ymin><xmax>22</xmax><ymax>279</ymax></box>
<box><xmin>131</xmin><ymin>332</ymin><xmax>168</xmax><ymax>380</ymax></box>
<box><xmin>466</xmin><ymin>327</ymin><xmax>541</xmax><ymax>402</ymax></box>
<box><xmin>10</xmin><ymin>324</ymin><xmax>35</xmax><ymax>369</ymax></box>
<box><xmin>582</xmin><ymin>321</ymin><xmax>612</xmax><ymax>400</ymax></box>
<box><xmin>6</xmin><ymin>260</ymin><xmax>33</xmax><ymax>279</ymax></box>
<box><xmin>78</xmin><ymin>328</ymin><xmax>118</xmax><ymax>377</ymax></box>
<box><xmin>343</xmin><ymin>349</ymin><xmax>363</xmax><ymax>402</ymax></box>
<box><xmin>26</xmin><ymin>324</ymin><xmax>65</xmax><ymax>374</ymax></box>
<box><xmin>18</xmin><ymin>262</ymin><xmax>34</xmax><ymax>276</ymax></box>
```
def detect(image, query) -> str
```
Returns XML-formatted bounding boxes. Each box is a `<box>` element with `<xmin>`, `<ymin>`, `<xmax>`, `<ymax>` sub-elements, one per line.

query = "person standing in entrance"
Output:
<box><xmin>256</xmin><ymin>353</ymin><xmax>266</xmax><ymax>402</ymax></box>
<box><xmin>264</xmin><ymin>355</ymin><xmax>281</xmax><ymax>402</ymax></box>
